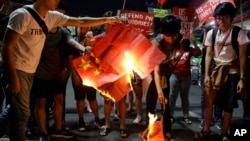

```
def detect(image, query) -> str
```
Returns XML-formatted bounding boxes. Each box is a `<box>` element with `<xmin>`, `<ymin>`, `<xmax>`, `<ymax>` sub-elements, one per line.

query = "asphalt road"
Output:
<box><xmin>0</xmin><ymin>78</ymin><xmax>247</xmax><ymax>141</ymax></box>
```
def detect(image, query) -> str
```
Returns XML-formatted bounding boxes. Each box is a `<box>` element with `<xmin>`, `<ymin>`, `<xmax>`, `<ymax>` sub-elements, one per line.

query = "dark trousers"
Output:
<box><xmin>146</xmin><ymin>80</ymin><xmax>171</xmax><ymax>133</ymax></box>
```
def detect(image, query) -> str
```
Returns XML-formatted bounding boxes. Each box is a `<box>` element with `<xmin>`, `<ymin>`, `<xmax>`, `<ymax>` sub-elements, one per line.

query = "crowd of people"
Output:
<box><xmin>0</xmin><ymin>1</ymin><xmax>250</xmax><ymax>141</ymax></box>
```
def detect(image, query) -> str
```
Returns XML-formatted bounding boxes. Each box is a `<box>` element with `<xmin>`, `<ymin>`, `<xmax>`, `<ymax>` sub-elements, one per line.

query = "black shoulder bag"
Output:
<box><xmin>24</xmin><ymin>7</ymin><xmax>48</xmax><ymax>36</ymax></box>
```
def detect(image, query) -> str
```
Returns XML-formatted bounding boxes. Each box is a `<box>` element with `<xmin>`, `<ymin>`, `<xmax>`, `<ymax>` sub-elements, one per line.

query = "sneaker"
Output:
<box><xmin>133</xmin><ymin>115</ymin><xmax>142</xmax><ymax>124</ymax></box>
<box><xmin>39</xmin><ymin>136</ymin><xmax>48</xmax><ymax>141</ymax></box>
<box><xmin>221</xmin><ymin>134</ymin><xmax>230</xmax><ymax>141</ymax></box>
<box><xmin>216</xmin><ymin>121</ymin><xmax>223</xmax><ymax>130</ymax></box>
<box><xmin>170</xmin><ymin>117</ymin><xmax>174</xmax><ymax>124</ymax></box>
<box><xmin>79</xmin><ymin>122</ymin><xmax>87</xmax><ymax>132</ymax></box>
<box><xmin>51</xmin><ymin>129</ymin><xmax>75</xmax><ymax>138</ymax></box>
<box><xmin>39</xmin><ymin>133</ymin><xmax>48</xmax><ymax>141</ymax></box>
<box><xmin>94</xmin><ymin>120</ymin><xmax>104</xmax><ymax>130</ymax></box>
<box><xmin>200</xmin><ymin>119</ymin><xmax>204</xmax><ymax>129</ymax></box>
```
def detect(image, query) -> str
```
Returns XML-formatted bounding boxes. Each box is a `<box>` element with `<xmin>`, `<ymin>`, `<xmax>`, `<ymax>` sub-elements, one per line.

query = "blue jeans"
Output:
<box><xmin>0</xmin><ymin>70</ymin><xmax>33</xmax><ymax>141</ymax></box>
<box><xmin>169</xmin><ymin>74</ymin><xmax>191</xmax><ymax>117</ymax></box>
<box><xmin>0</xmin><ymin>104</ymin><xmax>11</xmax><ymax>137</ymax></box>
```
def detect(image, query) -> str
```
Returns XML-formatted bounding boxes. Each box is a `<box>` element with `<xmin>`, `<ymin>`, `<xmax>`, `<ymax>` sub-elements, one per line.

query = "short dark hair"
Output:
<box><xmin>160</xmin><ymin>15</ymin><xmax>181</xmax><ymax>35</ymax></box>
<box><xmin>57</xmin><ymin>1</ymin><xmax>69</xmax><ymax>14</ymax></box>
<box><xmin>213</xmin><ymin>2</ymin><xmax>236</xmax><ymax>22</ymax></box>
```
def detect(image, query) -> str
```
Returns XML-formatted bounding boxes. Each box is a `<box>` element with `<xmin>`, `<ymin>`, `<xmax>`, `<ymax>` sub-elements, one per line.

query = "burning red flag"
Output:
<box><xmin>93</xmin><ymin>24</ymin><xmax>166</xmax><ymax>79</ymax></box>
<box><xmin>72</xmin><ymin>54</ymin><xmax>131</xmax><ymax>102</ymax></box>
<box><xmin>73</xmin><ymin>24</ymin><xmax>166</xmax><ymax>102</ymax></box>
<box><xmin>158</xmin><ymin>0</ymin><xmax>167</xmax><ymax>6</ymax></box>
<box><xmin>139</xmin><ymin>114</ymin><xmax>165</xmax><ymax>141</ymax></box>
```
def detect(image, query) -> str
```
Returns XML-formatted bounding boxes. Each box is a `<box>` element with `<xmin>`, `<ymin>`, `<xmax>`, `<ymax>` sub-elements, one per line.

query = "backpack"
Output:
<box><xmin>212</xmin><ymin>26</ymin><xmax>250</xmax><ymax>77</ymax></box>
<box><xmin>212</xmin><ymin>26</ymin><xmax>241</xmax><ymax>55</ymax></box>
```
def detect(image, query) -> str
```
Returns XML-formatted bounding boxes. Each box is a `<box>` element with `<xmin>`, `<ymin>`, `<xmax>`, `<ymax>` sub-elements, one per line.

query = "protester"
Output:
<box><xmin>0</xmin><ymin>0</ymin><xmax>122</xmax><ymax>140</ymax></box>
<box><xmin>198</xmin><ymin>21</ymin><xmax>223</xmax><ymax>130</ymax></box>
<box><xmin>94</xmin><ymin>11</ymin><xmax>128</xmax><ymax>138</ymax></box>
<box><xmin>148</xmin><ymin>15</ymin><xmax>181</xmax><ymax>140</ymax></box>
<box><xmin>69</xmin><ymin>26</ymin><xmax>103</xmax><ymax>132</ymax></box>
<box><xmin>127</xmin><ymin>71</ymin><xmax>143</xmax><ymax>124</ymax></box>
<box><xmin>194</xmin><ymin>2</ymin><xmax>249</xmax><ymax>141</ymax></box>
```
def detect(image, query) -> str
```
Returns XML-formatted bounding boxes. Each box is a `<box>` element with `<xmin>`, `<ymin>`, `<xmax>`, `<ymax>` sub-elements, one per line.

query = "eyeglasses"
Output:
<box><xmin>215</xmin><ymin>15</ymin><xmax>230</xmax><ymax>20</ymax></box>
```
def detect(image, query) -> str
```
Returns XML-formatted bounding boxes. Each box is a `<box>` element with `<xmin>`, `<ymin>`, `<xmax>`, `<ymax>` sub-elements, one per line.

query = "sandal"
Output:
<box><xmin>183</xmin><ymin>117</ymin><xmax>192</xmax><ymax>125</ymax></box>
<box><xmin>165</xmin><ymin>133</ymin><xmax>174</xmax><ymax>141</ymax></box>
<box><xmin>120</xmin><ymin>129</ymin><xmax>129</xmax><ymax>138</ymax></box>
<box><xmin>221</xmin><ymin>134</ymin><xmax>230</xmax><ymax>141</ymax></box>
<box><xmin>194</xmin><ymin>130</ymin><xmax>211</xmax><ymax>140</ymax></box>
<box><xmin>99</xmin><ymin>126</ymin><xmax>111</xmax><ymax>137</ymax></box>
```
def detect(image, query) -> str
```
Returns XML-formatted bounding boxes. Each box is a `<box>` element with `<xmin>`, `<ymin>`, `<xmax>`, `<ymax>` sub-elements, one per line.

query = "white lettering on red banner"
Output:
<box><xmin>120</xmin><ymin>10</ymin><xmax>154</xmax><ymax>35</ymax></box>
<box><xmin>173</xmin><ymin>7</ymin><xmax>195</xmax><ymax>38</ymax></box>
<box><xmin>195</xmin><ymin>0</ymin><xmax>235</xmax><ymax>23</ymax></box>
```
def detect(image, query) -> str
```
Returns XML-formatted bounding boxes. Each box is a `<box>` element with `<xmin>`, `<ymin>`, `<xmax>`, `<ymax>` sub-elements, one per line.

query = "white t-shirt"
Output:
<box><xmin>7</xmin><ymin>5</ymin><xmax>69</xmax><ymax>73</ymax></box>
<box><xmin>205</xmin><ymin>26</ymin><xmax>249</xmax><ymax>73</ymax></box>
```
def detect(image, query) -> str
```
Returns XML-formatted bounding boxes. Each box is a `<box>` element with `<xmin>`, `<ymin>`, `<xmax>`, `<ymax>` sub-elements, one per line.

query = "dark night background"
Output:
<box><xmin>63</xmin><ymin>0</ymin><xmax>193</xmax><ymax>17</ymax></box>
<box><xmin>9</xmin><ymin>0</ymin><xmax>246</xmax><ymax>17</ymax></box>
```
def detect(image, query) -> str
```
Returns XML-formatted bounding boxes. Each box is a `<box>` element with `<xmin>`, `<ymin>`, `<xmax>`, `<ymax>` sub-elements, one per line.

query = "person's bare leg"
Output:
<box><xmin>35</xmin><ymin>98</ymin><xmax>48</xmax><ymax>135</ymax></box>
<box><xmin>204</xmin><ymin>88</ymin><xmax>217</xmax><ymax>132</ymax></box>
<box><xmin>77</xmin><ymin>99</ymin><xmax>85</xmax><ymax>119</ymax></box>
<box><xmin>133</xmin><ymin>84</ymin><xmax>143</xmax><ymax>124</ymax></box>
<box><xmin>118</xmin><ymin>97</ymin><xmax>126</xmax><ymax>129</ymax></box>
<box><xmin>222</xmin><ymin>112</ymin><xmax>232</xmax><ymax>135</ymax></box>
<box><xmin>53</xmin><ymin>94</ymin><xmax>64</xmax><ymax>130</ymax></box>
<box><xmin>127</xmin><ymin>91</ymin><xmax>134</xmax><ymax>111</ymax></box>
<box><xmin>135</xmin><ymin>84</ymin><xmax>142</xmax><ymax>116</ymax></box>
<box><xmin>104</xmin><ymin>100</ymin><xmax>112</xmax><ymax>128</ymax></box>
<box><xmin>89</xmin><ymin>99</ymin><xmax>99</xmax><ymax>117</ymax></box>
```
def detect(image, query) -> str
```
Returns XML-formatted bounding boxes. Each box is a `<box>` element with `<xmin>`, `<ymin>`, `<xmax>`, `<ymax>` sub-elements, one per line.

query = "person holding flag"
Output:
<box><xmin>91</xmin><ymin>11</ymin><xmax>129</xmax><ymax>138</ymax></box>
<box><xmin>0</xmin><ymin>0</ymin><xmax>123</xmax><ymax>140</ymax></box>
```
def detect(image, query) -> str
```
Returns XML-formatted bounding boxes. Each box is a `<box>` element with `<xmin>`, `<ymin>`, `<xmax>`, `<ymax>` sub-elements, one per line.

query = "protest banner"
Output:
<box><xmin>172</xmin><ymin>7</ymin><xmax>195</xmax><ymax>38</ymax></box>
<box><xmin>195</xmin><ymin>0</ymin><xmax>235</xmax><ymax>23</ymax></box>
<box><xmin>120</xmin><ymin>10</ymin><xmax>154</xmax><ymax>35</ymax></box>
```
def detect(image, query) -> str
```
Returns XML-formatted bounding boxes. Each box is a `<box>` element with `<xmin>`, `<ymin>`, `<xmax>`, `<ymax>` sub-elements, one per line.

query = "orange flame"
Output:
<box><xmin>82</xmin><ymin>79</ymin><xmax>116</xmax><ymax>102</ymax></box>
<box><xmin>147</xmin><ymin>113</ymin><xmax>158</xmax><ymax>140</ymax></box>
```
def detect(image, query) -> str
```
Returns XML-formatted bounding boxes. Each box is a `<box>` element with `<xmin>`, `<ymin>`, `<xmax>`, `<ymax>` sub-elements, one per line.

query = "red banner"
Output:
<box><xmin>120</xmin><ymin>10</ymin><xmax>154</xmax><ymax>36</ymax></box>
<box><xmin>195</xmin><ymin>0</ymin><xmax>236</xmax><ymax>23</ymax></box>
<box><xmin>172</xmin><ymin>7</ymin><xmax>195</xmax><ymax>38</ymax></box>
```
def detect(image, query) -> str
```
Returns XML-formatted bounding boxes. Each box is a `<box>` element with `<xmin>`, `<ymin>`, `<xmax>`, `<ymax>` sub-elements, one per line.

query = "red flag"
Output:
<box><xmin>158</xmin><ymin>0</ymin><xmax>167</xmax><ymax>6</ymax></box>
<box><xmin>72</xmin><ymin>54</ymin><xmax>131</xmax><ymax>102</ymax></box>
<box><xmin>73</xmin><ymin>24</ymin><xmax>165</xmax><ymax>102</ymax></box>
<box><xmin>148</xmin><ymin>117</ymin><xmax>165</xmax><ymax>141</ymax></box>
<box><xmin>139</xmin><ymin>116</ymin><xmax>165</xmax><ymax>141</ymax></box>
<box><xmin>93</xmin><ymin>24</ymin><xmax>166</xmax><ymax>78</ymax></box>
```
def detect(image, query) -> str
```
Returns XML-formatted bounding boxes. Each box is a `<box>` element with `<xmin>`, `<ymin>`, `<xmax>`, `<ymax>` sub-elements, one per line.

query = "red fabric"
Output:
<box><xmin>148</xmin><ymin>117</ymin><xmax>165</xmax><ymax>141</ymax></box>
<box><xmin>72</xmin><ymin>54</ymin><xmax>131</xmax><ymax>102</ymax></box>
<box><xmin>93</xmin><ymin>24</ymin><xmax>166</xmax><ymax>78</ymax></box>
<box><xmin>158</xmin><ymin>0</ymin><xmax>166</xmax><ymax>6</ymax></box>
<box><xmin>73</xmin><ymin>24</ymin><xmax>165</xmax><ymax>102</ymax></box>
<box><xmin>171</xmin><ymin>47</ymin><xmax>196</xmax><ymax>78</ymax></box>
